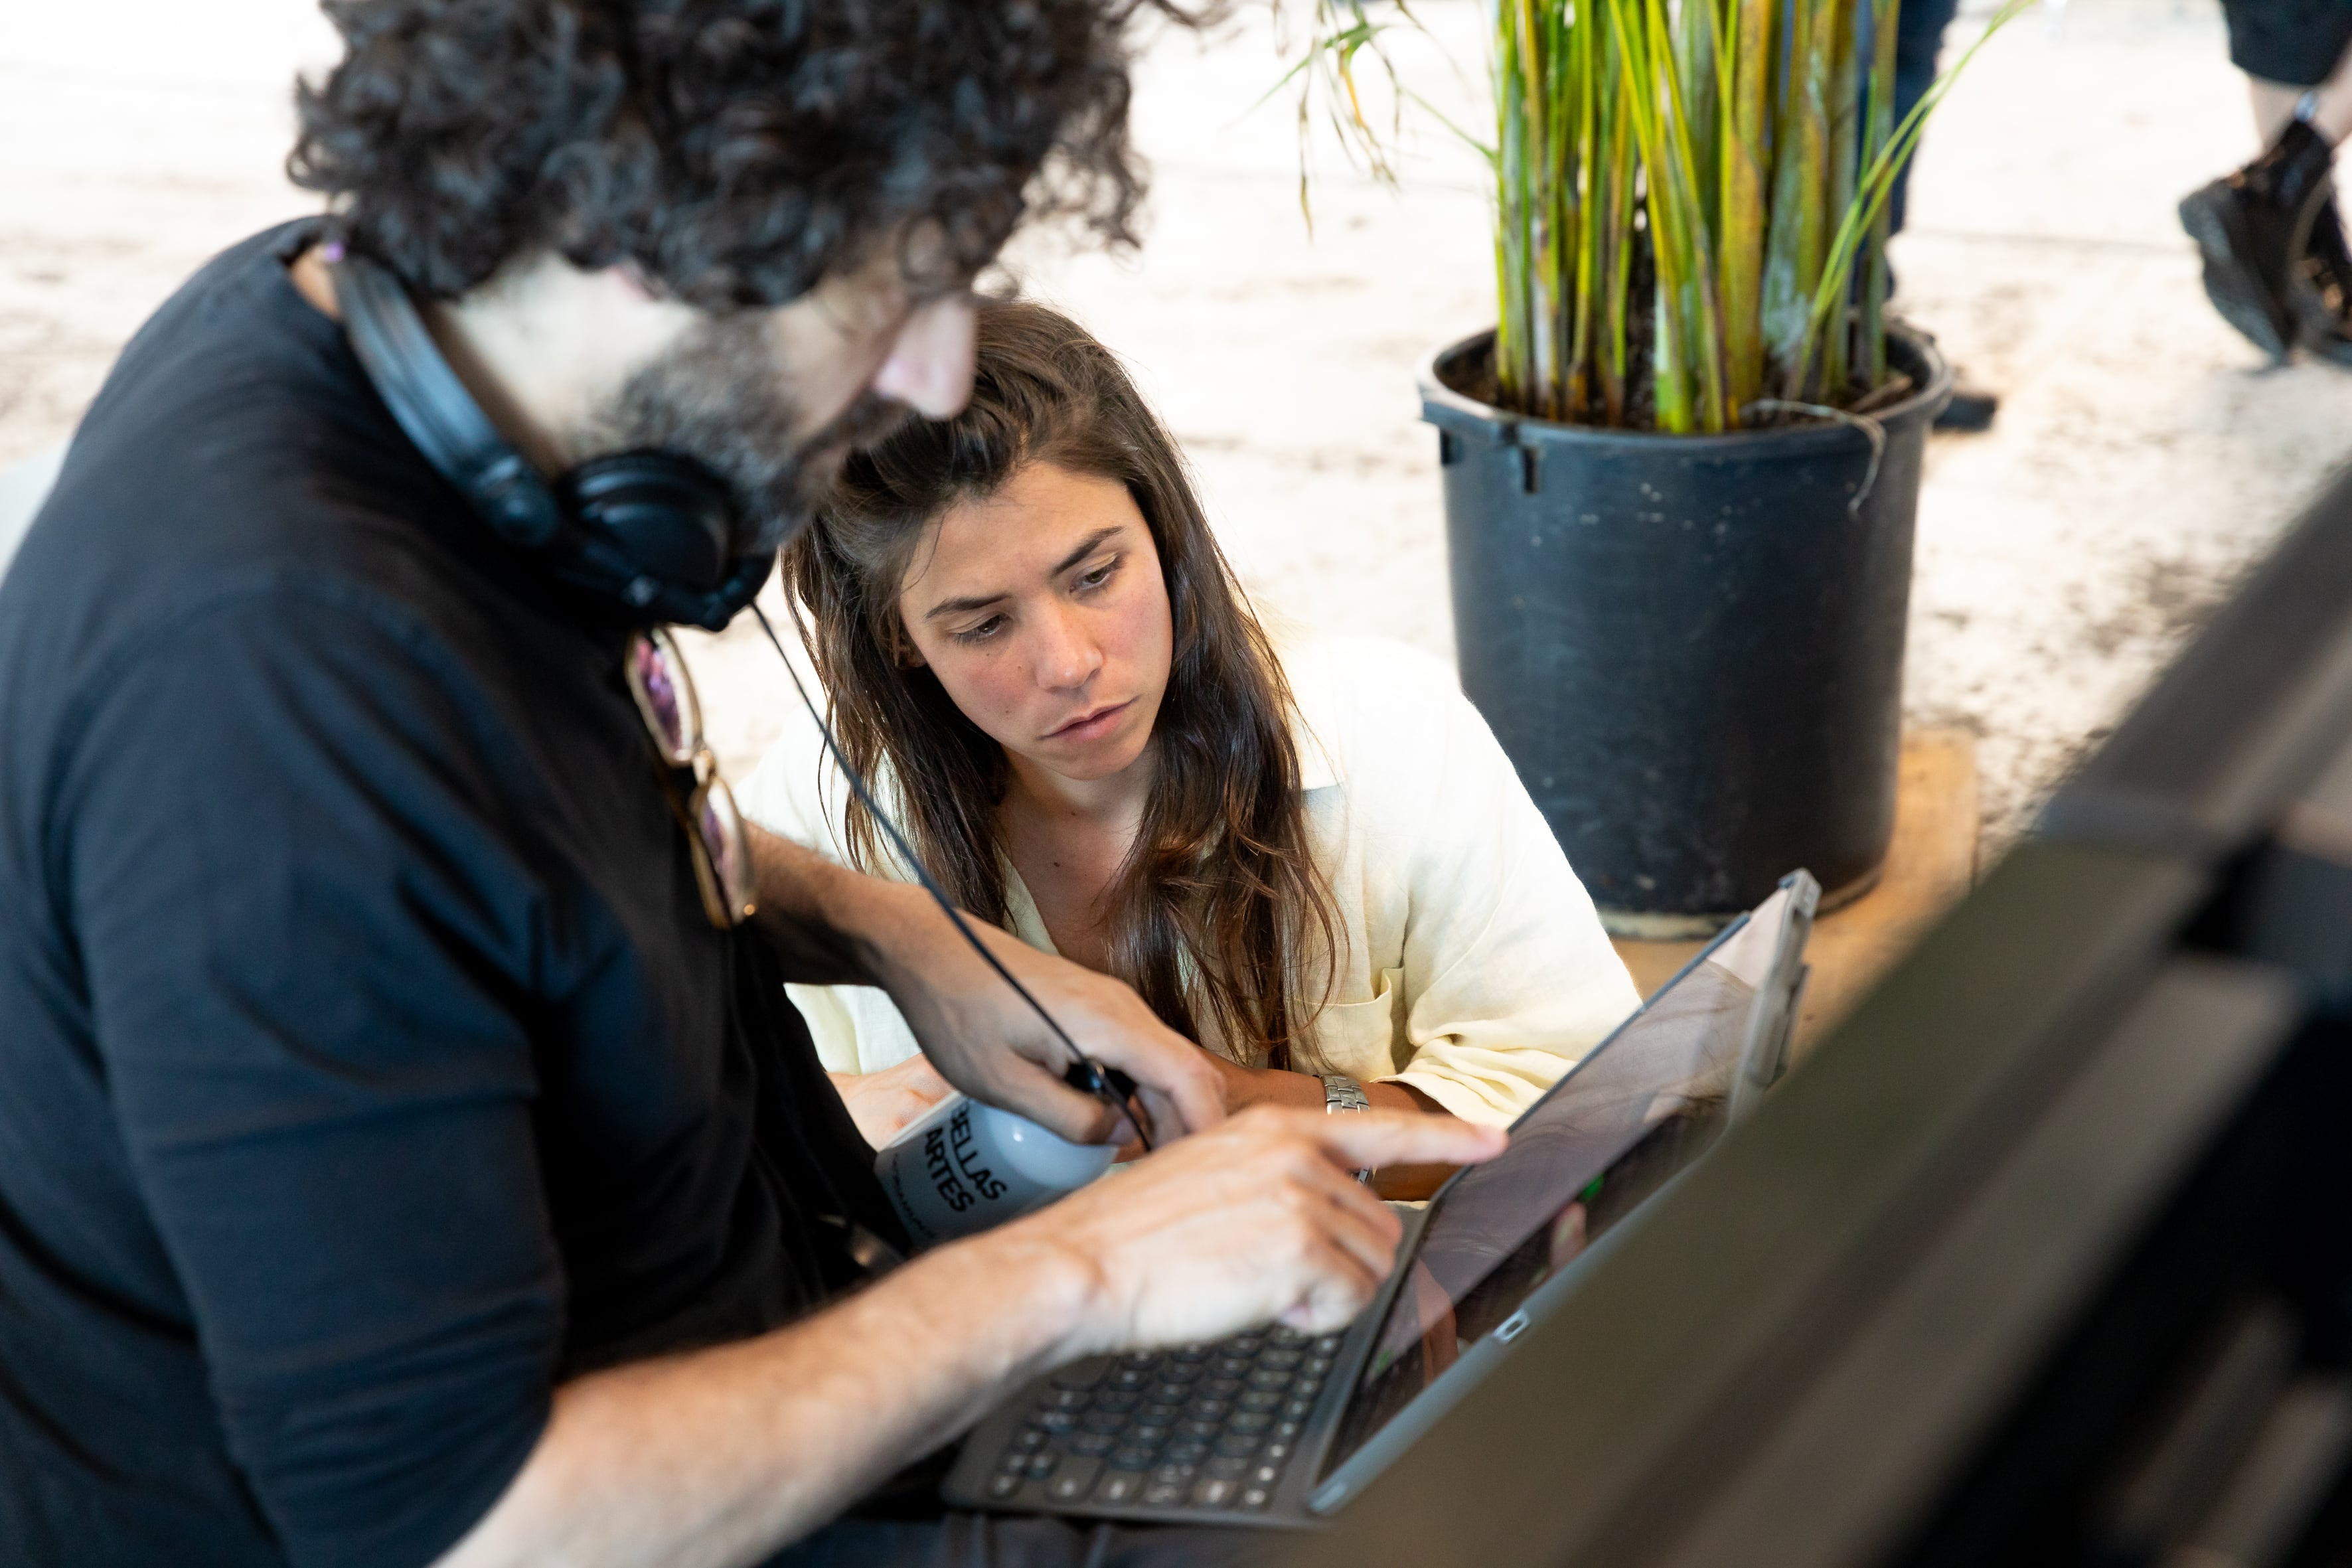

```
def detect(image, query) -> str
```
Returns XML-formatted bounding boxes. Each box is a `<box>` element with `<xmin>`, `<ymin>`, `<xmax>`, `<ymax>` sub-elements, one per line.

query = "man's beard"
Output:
<box><xmin>590</xmin><ymin>316</ymin><xmax>914</xmax><ymax>557</ymax></box>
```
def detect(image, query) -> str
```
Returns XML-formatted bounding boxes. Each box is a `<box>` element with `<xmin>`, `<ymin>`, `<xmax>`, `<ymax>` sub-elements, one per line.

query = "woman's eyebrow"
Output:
<box><xmin>921</xmin><ymin>526</ymin><xmax>1125</xmax><ymax>621</ymax></box>
<box><xmin>923</xmin><ymin>589</ymin><xmax>1008</xmax><ymax>621</ymax></box>
<box><xmin>1049</xmin><ymin>526</ymin><xmax>1123</xmax><ymax>578</ymax></box>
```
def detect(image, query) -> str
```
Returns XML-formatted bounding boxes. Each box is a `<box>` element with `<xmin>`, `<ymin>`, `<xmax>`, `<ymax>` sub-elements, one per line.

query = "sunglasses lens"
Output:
<box><xmin>625</xmin><ymin>631</ymin><xmax>696</xmax><ymax>766</ymax></box>
<box><xmin>698</xmin><ymin>774</ymin><xmax>756</xmax><ymax>923</ymax></box>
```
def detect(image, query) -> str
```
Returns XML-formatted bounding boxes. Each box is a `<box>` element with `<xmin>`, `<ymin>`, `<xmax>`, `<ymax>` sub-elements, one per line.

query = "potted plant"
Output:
<box><xmin>1284</xmin><ymin>0</ymin><xmax>2021</xmax><ymax>935</ymax></box>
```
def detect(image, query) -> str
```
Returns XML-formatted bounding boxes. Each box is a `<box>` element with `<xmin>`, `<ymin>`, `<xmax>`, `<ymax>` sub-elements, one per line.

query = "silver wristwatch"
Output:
<box><xmin>1320</xmin><ymin>1074</ymin><xmax>1374</xmax><ymax>1184</ymax></box>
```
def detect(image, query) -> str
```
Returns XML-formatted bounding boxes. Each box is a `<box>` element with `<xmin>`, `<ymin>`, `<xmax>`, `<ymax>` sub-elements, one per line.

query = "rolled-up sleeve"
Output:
<box><xmin>64</xmin><ymin>588</ymin><xmax>563</xmax><ymax>1568</ymax></box>
<box><xmin>1369</xmin><ymin>659</ymin><xmax>1642</xmax><ymax>1123</ymax></box>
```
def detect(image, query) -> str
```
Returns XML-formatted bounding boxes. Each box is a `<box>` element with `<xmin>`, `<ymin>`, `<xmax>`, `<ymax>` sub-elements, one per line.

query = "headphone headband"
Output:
<box><xmin>331</xmin><ymin>250</ymin><xmax>770</xmax><ymax>631</ymax></box>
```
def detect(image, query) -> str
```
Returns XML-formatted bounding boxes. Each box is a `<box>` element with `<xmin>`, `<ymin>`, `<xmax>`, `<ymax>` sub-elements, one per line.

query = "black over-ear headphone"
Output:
<box><xmin>332</xmin><ymin>250</ymin><xmax>772</xmax><ymax>631</ymax></box>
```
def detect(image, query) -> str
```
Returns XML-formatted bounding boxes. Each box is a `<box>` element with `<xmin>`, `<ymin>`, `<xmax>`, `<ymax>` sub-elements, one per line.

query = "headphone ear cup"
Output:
<box><xmin>559</xmin><ymin>452</ymin><xmax>740</xmax><ymax>591</ymax></box>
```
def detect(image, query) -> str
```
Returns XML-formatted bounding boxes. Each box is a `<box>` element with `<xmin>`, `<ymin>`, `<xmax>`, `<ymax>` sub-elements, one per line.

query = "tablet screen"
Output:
<box><xmin>1316</xmin><ymin>953</ymin><xmax>1763</xmax><ymax>1482</ymax></box>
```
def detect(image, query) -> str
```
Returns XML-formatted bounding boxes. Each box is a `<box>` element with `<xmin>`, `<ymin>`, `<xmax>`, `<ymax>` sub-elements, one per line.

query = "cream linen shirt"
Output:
<box><xmin>736</xmin><ymin>627</ymin><xmax>1642</xmax><ymax>1126</ymax></box>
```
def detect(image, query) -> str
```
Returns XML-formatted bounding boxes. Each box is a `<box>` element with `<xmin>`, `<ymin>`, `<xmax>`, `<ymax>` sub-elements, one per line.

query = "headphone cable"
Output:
<box><xmin>749</xmin><ymin>603</ymin><xmax>1152</xmax><ymax>1151</ymax></box>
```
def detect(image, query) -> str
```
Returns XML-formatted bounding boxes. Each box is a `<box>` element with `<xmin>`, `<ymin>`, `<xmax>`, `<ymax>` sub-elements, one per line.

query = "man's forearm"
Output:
<box><xmin>435</xmin><ymin>1227</ymin><xmax>1097</xmax><ymax>1568</ymax></box>
<box><xmin>745</xmin><ymin>822</ymin><xmax>925</xmax><ymax>985</ymax></box>
<box><xmin>742</xmin><ymin>823</ymin><xmax>1229</xmax><ymax>1144</ymax></box>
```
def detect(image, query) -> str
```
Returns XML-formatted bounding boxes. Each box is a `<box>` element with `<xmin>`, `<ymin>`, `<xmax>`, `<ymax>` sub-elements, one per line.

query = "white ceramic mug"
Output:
<box><xmin>876</xmin><ymin>1091</ymin><xmax>1119</xmax><ymax>1249</ymax></box>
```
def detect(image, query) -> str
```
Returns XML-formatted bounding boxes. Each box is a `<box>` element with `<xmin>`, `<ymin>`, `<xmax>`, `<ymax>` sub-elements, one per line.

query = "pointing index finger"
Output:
<box><xmin>1310</xmin><ymin>1109</ymin><xmax>1509</xmax><ymax>1172</ymax></box>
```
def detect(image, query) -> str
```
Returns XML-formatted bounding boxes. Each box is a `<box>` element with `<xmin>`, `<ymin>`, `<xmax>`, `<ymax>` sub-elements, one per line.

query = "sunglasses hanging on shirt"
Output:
<box><xmin>623</xmin><ymin>629</ymin><xmax>757</xmax><ymax>929</ymax></box>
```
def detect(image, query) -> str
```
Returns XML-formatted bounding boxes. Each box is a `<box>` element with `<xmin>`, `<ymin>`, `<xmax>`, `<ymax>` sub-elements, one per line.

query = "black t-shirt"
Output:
<box><xmin>0</xmin><ymin>223</ymin><xmax>897</xmax><ymax>1568</ymax></box>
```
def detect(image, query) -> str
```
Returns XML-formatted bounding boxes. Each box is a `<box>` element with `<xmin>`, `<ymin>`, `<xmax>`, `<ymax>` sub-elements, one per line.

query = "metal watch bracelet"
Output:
<box><xmin>1320</xmin><ymin>1074</ymin><xmax>1375</xmax><ymax>1184</ymax></box>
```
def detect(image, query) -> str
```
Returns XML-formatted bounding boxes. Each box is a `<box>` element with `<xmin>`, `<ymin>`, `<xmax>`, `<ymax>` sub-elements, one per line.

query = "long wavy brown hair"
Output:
<box><xmin>783</xmin><ymin>299</ymin><xmax>1338</xmax><ymax>1066</ymax></box>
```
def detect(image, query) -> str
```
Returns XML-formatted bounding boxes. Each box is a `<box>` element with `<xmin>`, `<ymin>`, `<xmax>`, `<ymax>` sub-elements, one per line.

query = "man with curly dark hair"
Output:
<box><xmin>0</xmin><ymin>3</ymin><xmax>1500</xmax><ymax>1566</ymax></box>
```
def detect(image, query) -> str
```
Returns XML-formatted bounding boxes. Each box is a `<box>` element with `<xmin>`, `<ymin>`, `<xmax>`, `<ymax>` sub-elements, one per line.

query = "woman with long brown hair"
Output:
<box><xmin>740</xmin><ymin>301</ymin><xmax>1639</xmax><ymax>1179</ymax></box>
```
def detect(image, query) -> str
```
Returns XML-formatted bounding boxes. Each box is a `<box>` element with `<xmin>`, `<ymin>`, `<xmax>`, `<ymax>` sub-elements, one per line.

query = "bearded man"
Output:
<box><xmin>0</xmin><ymin>5</ymin><xmax>1494</xmax><ymax>1565</ymax></box>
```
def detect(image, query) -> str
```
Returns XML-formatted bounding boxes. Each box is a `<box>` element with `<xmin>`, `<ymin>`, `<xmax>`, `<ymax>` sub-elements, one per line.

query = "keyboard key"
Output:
<box><xmin>1263</xmin><ymin>1441</ymin><xmax>1293</xmax><ymax>1463</ymax></box>
<box><xmin>1188</xmin><ymin>1397</ymin><xmax>1236</xmax><ymax>1420</ymax></box>
<box><xmin>1247</xmin><ymin>1369</ymin><xmax>1293</xmax><ymax>1392</ymax></box>
<box><xmin>1110</xmin><ymin>1446</ymin><xmax>1158</xmax><ymax>1470</ymax></box>
<box><xmin>1312</xmin><ymin>1334</ymin><xmax>1343</xmax><ymax>1354</ymax></box>
<box><xmin>1241</xmin><ymin>1486</ymin><xmax>1273</xmax><ymax>1509</ymax></box>
<box><xmin>1129</xmin><ymin>1423</ymin><xmax>1172</xmax><ymax>1448</ymax></box>
<box><xmin>1283</xmin><ymin>1398</ymin><xmax>1317</xmax><ymax>1421</ymax></box>
<box><xmin>1051</xmin><ymin>1358</ymin><xmax>1111</xmax><ymax>1391</ymax></box>
<box><xmin>1173</xmin><ymin>1419</ymin><xmax>1218</xmax><ymax>1441</ymax></box>
<box><xmin>1148</xmin><ymin>1383</ymin><xmax>1193</xmax><ymax>1405</ymax></box>
<box><xmin>1026</xmin><ymin>1453</ymin><xmax>1059</xmax><ymax>1480</ymax></box>
<box><xmin>1014</xmin><ymin>1425</ymin><xmax>1051</xmax><ymax>1450</ymax></box>
<box><xmin>1140</xmin><ymin>1402</ymin><xmax>1184</xmax><ymax>1423</ymax></box>
<box><xmin>1213</xmin><ymin>1433</ymin><xmax>1261</xmax><ymax>1457</ymax></box>
<box><xmin>1035</xmin><ymin>1410</ymin><xmax>1079</xmax><ymax>1434</ymax></box>
<box><xmin>1117</xmin><ymin>1352</ymin><xmax>1160</xmax><ymax>1370</ymax></box>
<box><xmin>1047</xmin><ymin>1458</ymin><xmax>1103</xmax><ymax>1502</ymax></box>
<box><xmin>1152</xmin><ymin>1461</ymin><xmax>1198</xmax><ymax>1487</ymax></box>
<box><xmin>1251</xmin><ymin>1462</ymin><xmax>1285</xmax><ymax>1486</ymax></box>
<box><xmin>997</xmin><ymin>1447</ymin><xmax>1032</xmax><ymax>1473</ymax></box>
<box><xmin>1303</xmin><ymin>1357</ymin><xmax>1336</xmax><ymax>1378</ymax></box>
<box><xmin>988</xmin><ymin>1472</ymin><xmax>1025</xmax><ymax>1500</ymax></box>
<box><xmin>1273</xmin><ymin>1422</ymin><xmax>1303</xmax><ymax>1441</ymax></box>
<box><xmin>1158</xmin><ymin>1360</ymin><xmax>1204</xmax><ymax>1383</ymax></box>
<box><xmin>1202</xmin><ymin>1378</ymin><xmax>1244</xmax><ymax>1399</ymax></box>
<box><xmin>1143</xmin><ymin>1482</ymin><xmax>1186</xmax><ymax>1506</ymax></box>
<box><xmin>1044</xmin><ymin>1388</ymin><xmax>1092</xmax><ymax>1410</ymax></box>
<box><xmin>1092</xmin><ymin>1391</ymin><xmax>1142</xmax><ymax>1413</ymax></box>
<box><xmin>1237</xmin><ymin>1391</ymin><xmax>1282</xmax><ymax>1413</ymax></box>
<box><xmin>1228</xmin><ymin>1413</ymin><xmax>1273</xmax><ymax>1435</ymax></box>
<box><xmin>1258</xmin><ymin>1350</ymin><xmax>1304</xmax><ymax>1370</ymax></box>
<box><xmin>1095</xmin><ymin>1470</ymin><xmax>1144</xmax><ymax>1504</ymax></box>
<box><xmin>1268</xmin><ymin>1325</ymin><xmax>1306</xmax><ymax>1345</ymax></box>
<box><xmin>1069</xmin><ymin>1432</ymin><xmax>1117</xmax><ymax>1457</ymax></box>
<box><xmin>1079</xmin><ymin>1411</ymin><xmax>1129</xmax><ymax>1436</ymax></box>
<box><xmin>1205</xmin><ymin>1455</ymin><xmax>1253</xmax><ymax>1478</ymax></box>
<box><xmin>1108</xmin><ymin>1368</ymin><xmax>1152</xmax><ymax>1391</ymax></box>
<box><xmin>1193</xmin><ymin>1478</ymin><xmax>1239</xmax><ymax>1508</ymax></box>
<box><xmin>1214</xmin><ymin>1356</ymin><xmax>1255</xmax><ymax>1377</ymax></box>
<box><xmin>1171</xmin><ymin>1345</ymin><xmax>1214</xmax><ymax>1363</ymax></box>
<box><xmin>1164</xmin><ymin>1441</ymin><xmax>1210</xmax><ymax>1466</ymax></box>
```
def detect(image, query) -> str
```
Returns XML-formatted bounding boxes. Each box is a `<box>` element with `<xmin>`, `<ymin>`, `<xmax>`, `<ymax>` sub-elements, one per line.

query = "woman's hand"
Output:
<box><xmin>1196</xmin><ymin>1053</ymin><xmax>1463</xmax><ymax>1198</ymax></box>
<box><xmin>828</xmin><ymin>1057</ymin><xmax>957</xmax><ymax>1150</ymax></box>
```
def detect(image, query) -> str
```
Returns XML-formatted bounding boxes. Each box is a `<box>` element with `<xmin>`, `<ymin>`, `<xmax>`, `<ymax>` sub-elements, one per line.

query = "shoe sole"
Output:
<box><xmin>1932</xmin><ymin>393</ymin><xmax>1998</xmax><ymax>433</ymax></box>
<box><xmin>2179</xmin><ymin>183</ymin><xmax>2294</xmax><ymax>360</ymax></box>
<box><xmin>2290</xmin><ymin>274</ymin><xmax>2352</xmax><ymax>366</ymax></box>
<box><xmin>2298</xmin><ymin>316</ymin><xmax>2352</xmax><ymax>366</ymax></box>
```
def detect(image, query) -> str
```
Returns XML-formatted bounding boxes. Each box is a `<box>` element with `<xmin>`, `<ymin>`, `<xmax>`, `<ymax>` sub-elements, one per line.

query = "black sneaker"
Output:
<box><xmin>2179</xmin><ymin>119</ymin><xmax>2337</xmax><ymax>360</ymax></box>
<box><xmin>2294</xmin><ymin>191</ymin><xmax>2352</xmax><ymax>366</ymax></box>
<box><xmin>1933</xmin><ymin>377</ymin><xmax>1999</xmax><ymax>432</ymax></box>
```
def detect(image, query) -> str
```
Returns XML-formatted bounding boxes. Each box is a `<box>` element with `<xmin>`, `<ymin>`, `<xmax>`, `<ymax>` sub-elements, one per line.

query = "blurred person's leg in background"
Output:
<box><xmin>1885</xmin><ymin>0</ymin><xmax>2003</xmax><ymax>430</ymax></box>
<box><xmin>2181</xmin><ymin>0</ymin><xmax>2352</xmax><ymax>362</ymax></box>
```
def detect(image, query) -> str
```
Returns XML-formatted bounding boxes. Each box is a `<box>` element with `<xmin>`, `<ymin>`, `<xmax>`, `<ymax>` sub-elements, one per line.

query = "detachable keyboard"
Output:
<box><xmin>973</xmin><ymin>1324</ymin><xmax>1346</xmax><ymax>1514</ymax></box>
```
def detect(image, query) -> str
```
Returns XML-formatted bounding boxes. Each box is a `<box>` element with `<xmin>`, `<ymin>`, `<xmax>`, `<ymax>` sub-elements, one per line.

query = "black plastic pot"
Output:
<box><xmin>1421</xmin><ymin>327</ymin><xmax>1952</xmax><ymax>937</ymax></box>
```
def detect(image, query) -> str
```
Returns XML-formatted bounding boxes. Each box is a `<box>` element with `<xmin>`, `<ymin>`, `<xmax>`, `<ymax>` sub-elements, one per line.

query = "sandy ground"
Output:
<box><xmin>5</xmin><ymin>0</ymin><xmax>2349</xmax><ymax>849</ymax></box>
